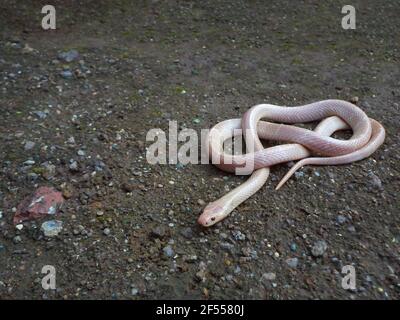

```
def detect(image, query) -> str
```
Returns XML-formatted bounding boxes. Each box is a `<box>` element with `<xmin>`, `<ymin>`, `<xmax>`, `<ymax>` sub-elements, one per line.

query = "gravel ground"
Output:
<box><xmin>0</xmin><ymin>0</ymin><xmax>399</xmax><ymax>299</ymax></box>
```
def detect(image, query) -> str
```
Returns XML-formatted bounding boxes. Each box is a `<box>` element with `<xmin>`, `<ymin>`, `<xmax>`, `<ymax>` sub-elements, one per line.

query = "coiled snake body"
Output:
<box><xmin>198</xmin><ymin>99</ymin><xmax>385</xmax><ymax>227</ymax></box>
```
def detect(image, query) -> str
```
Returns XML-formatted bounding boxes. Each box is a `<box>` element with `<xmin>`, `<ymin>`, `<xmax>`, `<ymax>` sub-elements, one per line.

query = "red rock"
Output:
<box><xmin>13</xmin><ymin>187</ymin><xmax>64</xmax><ymax>224</ymax></box>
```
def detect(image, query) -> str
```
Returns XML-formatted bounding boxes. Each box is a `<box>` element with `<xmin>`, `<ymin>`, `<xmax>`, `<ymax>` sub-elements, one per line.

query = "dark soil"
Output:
<box><xmin>0</xmin><ymin>0</ymin><xmax>399</xmax><ymax>299</ymax></box>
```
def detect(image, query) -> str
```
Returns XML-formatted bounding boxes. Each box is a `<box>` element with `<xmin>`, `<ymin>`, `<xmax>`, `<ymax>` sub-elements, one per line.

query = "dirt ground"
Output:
<box><xmin>0</xmin><ymin>0</ymin><xmax>399</xmax><ymax>300</ymax></box>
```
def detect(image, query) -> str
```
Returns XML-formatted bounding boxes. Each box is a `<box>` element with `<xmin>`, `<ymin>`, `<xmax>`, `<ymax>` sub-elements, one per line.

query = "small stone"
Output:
<box><xmin>197</xmin><ymin>199</ymin><xmax>206</xmax><ymax>206</ymax></box>
<box><xmin>58</xmin><ymin>50</ymin><xmax>79</xmax><ymax>62</ymax></box>
<box><xmin>286</xmin><ymin>257</ymin><xmax>299</xmax><ymax>268</ymax></box>
<box><xmin>295</xmin><ymin>171</ymin><xmax>304</xmax><ymax>179</ymax></box>
<box><xmin>195</xmin><ymin>269</ymin><xmax>207</xmax><ymax>282</ymax></box>
<box><xmin>24</xmin><ymin>141</ymin><xmax>35</xmax><ymax>151</ymax></box>
<box><xmin>34</xmin><ymin>111</ymin><xmax>47</xmax><ymax>119</ymax></box>
<box><xmin>347</xmin><ymin>225</ymin><xmax>356</xmax><ymax>233</ymax></box>
<box><xmin>349</xmin><ymin>96</ymin><xmax>359</xmax><ymax>104</ymax></box>
<box><xmin>180</xmin><ymin>227</ymin><xmax>193</xmax><ymax>239</ymax></box>
<box><xmin>262</xmin><ymin>272</ymin><xmax>276</xmax><ymax>281</ymax></box>
<box><xmin>121</xmin><ymin>182</ymin><xmax>134</xmax><ymax>192</ymax></box>
<box><xmin>368</xmin><ymin>172</ymin><xmax>383</xmax><ymax>190</ymax></box>
<box><xmin>41</xmin><ymin>220</ymin><xmax>63</xmax><ymax>237</ymax></box>
<box><xmin>337</xmin><ymin>215</ymin><xmax>347</xmax><ymax>224</ymax></box>
<box><xmin>289</xmin><ymin>243</ymin><xmax>297</xmax><ymax>252</ymax></box>
<box><xmin>232</xmin><ymin>230</ymin><xmax>246</xmax><ymax>241</ymax></box>
<box><xmin>41</xmin><ymin>162</ymin><xmax>56</xmax><ymax>180</ymax></box>
<box><xmin>24</xmin><ymin>159</ymin><xmax>35</xmax><ymax>165</ymax></box>
<box><xmin>193</xmin><ymin>118</ymin><xmax>201</xmax><ymax>124</ymax></box>
<box><xmin>61</xmin><ymin>184</ymin><xmax>74</xmax><ymax>199</ymax></box>
<box><xmin>151</xmin><ymin>226</ymin><xmax>167</xmax><ymax>239</ymax></box>
<box><xmin>184</xmin><ymin>255</ymin><xmax>198</xmax><ymax>263</ymax></box>
<box><xmin>13</xmin><ymin>236</ymin><xmax>22</xmax><ymax>244</ymax></box>
<box><xmin>103</xmin><ymin>228</ymin><xmax>111</xmax><ymax>236</ymax></box>
<box><xmin>69</xmin><ymin>160</ymin><xmax>78</xmax><ymax>172</ymax></box>
<box><xmin>60</xmin><ymin>70</ymin><xmax>73</xmax><ymax>79</ymax></box>
<box><xmin>287</xmin><ymin>161</ymin><xmax>295</xmax><ymax>167</ymax></box>
<box><xmin>220</xmin><ymin>232</ymin><xmax>228</xmax><ymax>239</ymax></box>
<box><xmin>77</xmin><ymin>149</ymin><xmax>86</xmax><ymax>156</ymax></box>
<box><xmin>331</xmin><ymin>257</ymin><xmax>343</xmax><ymax>269</ymax></box>
<box><xmin>311</xmin><ymin>240</ymin><xmax>328</xmax><ymax>257</ymax></box>
<box><xmin>67</xmin><ymin>137</ymin><xmax>76</xmax><ymax>144</ymax></box>
<box><xmin>131</xmin><ymin>288</ymin><xmax>139</xmax><ymax>296</ymax></box>
<box><xmin>163</xmin><ymin>245</ymin><xmax>174</xmax><ymax>258</ymax></box>
<box><xmin>22</xmin><ymin>43</ymin><xmax>34</xmax><ymax>53</ymax></box>
<box><xmin>15</xmin><ymin>224</ymin><xmax>23</xmax><ymax>230</ymax></box>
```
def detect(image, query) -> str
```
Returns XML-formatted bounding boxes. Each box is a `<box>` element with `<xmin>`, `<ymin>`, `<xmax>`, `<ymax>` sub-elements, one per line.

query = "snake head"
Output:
<box><xmin>198</xmin><ymin>202</ymin><xmax>226</xmax><ymax>227</ymax></box>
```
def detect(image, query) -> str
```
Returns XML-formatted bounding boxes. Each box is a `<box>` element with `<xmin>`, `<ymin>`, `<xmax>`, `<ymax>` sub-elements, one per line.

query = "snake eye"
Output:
<box><xmin>211</xmin><ymin>217</ymin><xmax>216</xmax><ymax>221</ymax></box>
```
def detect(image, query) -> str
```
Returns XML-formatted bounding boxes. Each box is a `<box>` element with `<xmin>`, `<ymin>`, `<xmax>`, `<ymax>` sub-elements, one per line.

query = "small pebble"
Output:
<box><xmin>347</xmin><ymin>225</ymin><xmax>356</xmax><ymax>233</ymax></box>
<box><xmin>368</xmin><ymin>172</ymin><xmax>383</xmax><ymax>190</ymax></box>
<box><xmin>163</xmin><ymin>245</ymin><xmax>174</xmax><ymax>258</ymax></box>
<box><xmin>337</xmin><ymin>215</ymin><xmax>347</xmax><ymax>224</ymax></box>
<box><xmin>311</xmin><ymin>240</ymin><xmax>328</xmax><ymax>257</ymax></box>
<box><xmin>103</xmin><ymin>228</ymin><xmax>111</xmax><ymax>236</ymax></box>
<box><xmin>286</xmin><ymin>257</ymin><xmax>299</xmax><ymax>268</ymax></box>
<box><xmin>262</xmin><ymin>272</ymin><xmax>276</xmax><ymax>281</ymax></box>
<box><xmin>180</xmin><ymin>227</ymin><xmax>193</xmax><ymax>239</ymax></box>
<box><xmin>349</xmin><ymin>96</ymin><xmax>359</xmax><ymax>104</ymax></box>
<box><xmin>232</xmin><ymin>230</ymin><xmax>246</xmax><ymax>241</ymax></box>
<box><xmin>24</xmin><ymin>160</ymin><xmax>35</xmax><ymax>165</ymax></box>
<box><xmin>58</xmin><ymin>49</ymin><xmax>79</xmax><ymax>62</ymax></box>
<box><xmin>295</xmin><ymin>171</ymin><xmax>304</xmax><ymax>179</ymax></box>
<box><xmin>60</xmin><ymin>70</ymin><xmax>73</xmax><ymax>79</ymax></box>
<box><xmin>69</xmin><ymin>160</ymin><xmax>78</xmax><ymax>171</ymax></box>
<box><xmin>131</xmin><ymin>288</ymin><xmax>139</xmax><ymax>296</ymax></box>
<box><xmin>67</xmin><ymin>137</ymin><xmax>76</xmax><ymax>144</ymax></box>
<box><xmin>41</xmin><ymin>220</ymin><xmax>63</xmax><ymax>237</ymax></box>
<box><xmin>24</xmin><ymin>141</ymin><xmax>35</xmax><ymax>151</ymax></box>
<box><xmin>151</xmin><ymin>226</ymin><xmax>167</xmax><ymax>239</ymax></box>
<box><xmin>13</xmin><ymin>236</ymin><xmax>22</xmax><ymax>244</ymax></box>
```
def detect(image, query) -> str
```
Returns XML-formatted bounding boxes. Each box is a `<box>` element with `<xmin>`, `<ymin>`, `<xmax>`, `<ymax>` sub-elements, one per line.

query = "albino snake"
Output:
<box><xmin>198</xmin><ymin>99</ymin><xmax>385</xmax><ymax>227</ymax></box>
